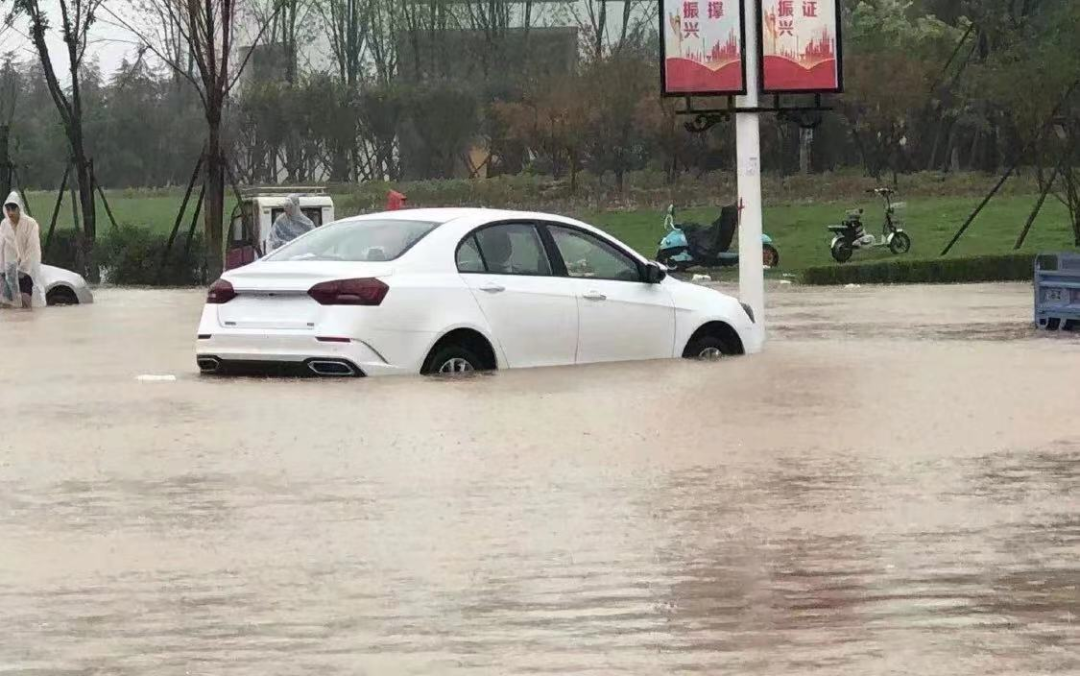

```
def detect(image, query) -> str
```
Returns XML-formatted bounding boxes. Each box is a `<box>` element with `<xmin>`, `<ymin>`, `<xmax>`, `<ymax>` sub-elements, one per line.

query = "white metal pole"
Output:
<box><xmin>737</xmin><ymin>0</ymin><xmax>766</xmax><ymax>340</ymax></box>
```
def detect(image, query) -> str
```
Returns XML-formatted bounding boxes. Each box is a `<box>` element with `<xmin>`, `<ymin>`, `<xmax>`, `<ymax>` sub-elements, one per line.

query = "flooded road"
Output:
<box><xmin>1</xmin><ymin>283</ymin><xmax>1077</xmax><ymax>675</ymax></box>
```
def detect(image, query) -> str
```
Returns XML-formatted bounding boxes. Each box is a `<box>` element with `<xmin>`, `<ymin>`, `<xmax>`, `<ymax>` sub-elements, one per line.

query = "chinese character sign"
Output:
<box><xmin>662</xmin><ymin>0</ymin><xmax>745</xmax><ymax>95</ymax></box>
<box><xmin>760</xmin><ymin>0</ymin><xmax>842</xmax><ymax>92</ymax></box>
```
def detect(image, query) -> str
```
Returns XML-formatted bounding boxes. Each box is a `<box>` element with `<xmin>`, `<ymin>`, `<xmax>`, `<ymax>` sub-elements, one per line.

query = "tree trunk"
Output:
<box><xmin>799</xmin><ymin>128</ymin><xmax>813</xmax><ymax>175</ymax></box>
<box><xmin>204</xmin><ymin>113</ymin><xmax>226</xmax><ymax>281</ymax></box>
<box><xmin>850</xmin><ymin>128</ymin><xmax>880</xmax><ymax>179</ymax></box>
<box><xmin>71</xmin><ymin>130</ymin><xmax>98</xmax><ymax>282</ymax></box>
<box><xmin>69</xmin><ymin>172</ymin><xmax>85</xmax><ymax>278</ymax></box>
<box><xmin>593</xmin><ymin>1</ymin><xmax>607</xmax><ymax>61</ymax></box>
<box><xmin>0</xmin><ymin>124</ymin><xmax>11</xmax><ymax>200</ymax></box>
<box><xmin>330</xmin><ymin>145</ymin><xmax>351</xmax><ymax>183</ymax></box>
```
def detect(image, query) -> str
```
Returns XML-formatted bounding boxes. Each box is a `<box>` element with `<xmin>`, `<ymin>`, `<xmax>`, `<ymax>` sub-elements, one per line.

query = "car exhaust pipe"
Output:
<box><xmin>197</xmin><ymin>356</ymin><xmax>221</xmax><ymax>373</ymax></box>
<box><xmin>307</xmin><ymin>359</ymin><xmax>359</xmax><ymax>377</ymax></box>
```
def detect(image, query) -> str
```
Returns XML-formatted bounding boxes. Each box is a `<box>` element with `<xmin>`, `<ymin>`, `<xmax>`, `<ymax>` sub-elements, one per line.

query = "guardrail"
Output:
<box><xmin>1035</xmin><ymin>253</ymin><xmax>1080</xmax><ymax>331</ymax></box>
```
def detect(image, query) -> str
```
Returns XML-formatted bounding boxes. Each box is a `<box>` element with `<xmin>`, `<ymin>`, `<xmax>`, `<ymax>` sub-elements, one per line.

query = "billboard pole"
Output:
<box><xmin>664</xmin><ymin>0</ymin><xmax>839</xmax><ymax>346</ymax></box>
<box><xmin>736</xmin><ymin>0</ymin><xmax>765</xmax><ymax>338</ymax></box>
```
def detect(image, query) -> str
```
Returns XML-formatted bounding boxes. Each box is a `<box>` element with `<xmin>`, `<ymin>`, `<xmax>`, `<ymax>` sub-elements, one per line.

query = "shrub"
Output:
<box><xmin>42</xmin><ymin>226</ymin><xmax>206</xmax><ymax>286</ymax></box>
<box><xmin>99</xmin><ymin>225</ymin><xmax>206</xmax><ymax>285</ymax></box>
<box><xmin>801</xmin><ymin>254</ymin><xmax>1037</xmax><ymax>285</ymax></box>
<box><xmin>42</xmin><ymin>229</ymin><xmax>82</xmax><ymax>271</ymax></box>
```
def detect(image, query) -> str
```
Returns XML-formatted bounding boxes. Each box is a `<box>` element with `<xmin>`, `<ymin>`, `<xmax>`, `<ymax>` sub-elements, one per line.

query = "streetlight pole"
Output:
<box><xmin>736</xmin><ymin>0</ymin><xmax>765</xmax><ymax>339</ymax></box>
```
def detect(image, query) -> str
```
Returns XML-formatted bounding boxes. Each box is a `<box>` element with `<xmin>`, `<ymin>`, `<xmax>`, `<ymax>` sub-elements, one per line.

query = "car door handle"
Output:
<box><xmin>582</xmin><ymin>290</ymin><xmax>607</xmax><ymax>301</ymax></box>
<box><xmin>480</xmin><ymin>282</ymin><xmax>505</xmax><ymax>293</ymax></box>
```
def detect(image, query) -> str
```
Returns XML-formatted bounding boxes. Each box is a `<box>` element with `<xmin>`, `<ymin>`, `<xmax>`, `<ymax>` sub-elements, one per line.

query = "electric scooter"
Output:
<box><xmin>657</xmin><ymin>204</ymin><xmax>779</xmax><ymax>272</ymax></box>
<box><xmin>828</xmin><ymin>188</ymin><xmax>912</xmax><ymax>263</ymax></box>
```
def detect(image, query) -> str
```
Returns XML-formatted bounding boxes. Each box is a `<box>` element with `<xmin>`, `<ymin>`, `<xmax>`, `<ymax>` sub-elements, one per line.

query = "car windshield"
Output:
<box><xmin>265</xmin><ymin>218</ymin><xmax>441</xmax><ymax>262</ymax></box>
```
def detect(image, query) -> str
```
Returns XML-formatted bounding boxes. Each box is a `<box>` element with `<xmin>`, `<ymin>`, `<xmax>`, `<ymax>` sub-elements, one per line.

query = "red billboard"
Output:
<box><xmin>760</xmin><ymin>0</ymin><xmax>843</xmax><ymax>93</ymax></box>
<box><xmin>661</xmin><ymin>0</ymin><xmax>747</xmax><ymax>96</ymax></box>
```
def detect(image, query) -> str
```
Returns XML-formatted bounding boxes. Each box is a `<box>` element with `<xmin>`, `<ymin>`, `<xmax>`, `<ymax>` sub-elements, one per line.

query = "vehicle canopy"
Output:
<box><xmin>226</xmin><ymin>187</ymin><xmax>336</xmax><ymax>270</ymax></box>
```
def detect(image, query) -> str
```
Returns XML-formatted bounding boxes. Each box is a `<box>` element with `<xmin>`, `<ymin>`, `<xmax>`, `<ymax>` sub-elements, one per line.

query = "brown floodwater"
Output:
<box><xmin>1</xmin><ymin>283</ymin><xmax>1077</xmax><ymax>675</ymax></box>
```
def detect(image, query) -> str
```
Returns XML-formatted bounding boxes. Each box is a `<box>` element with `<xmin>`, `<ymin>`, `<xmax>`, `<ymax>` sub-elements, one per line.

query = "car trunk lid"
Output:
<box><xmin>217</xmin><ymin>262</ymin><xmax>393</xmax><ymax>330</ymax></box>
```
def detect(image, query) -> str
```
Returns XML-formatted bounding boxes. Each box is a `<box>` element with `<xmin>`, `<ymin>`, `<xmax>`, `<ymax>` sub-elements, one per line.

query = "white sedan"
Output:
<box><xmin>42</xmin><ymin>265</ymin><xmax>94</xmax><ymax>305</ymax></box>
<box><xmin>195</xmin><ymin>209</ymin><xmax>761</xmax><ymax>377</ymax></box>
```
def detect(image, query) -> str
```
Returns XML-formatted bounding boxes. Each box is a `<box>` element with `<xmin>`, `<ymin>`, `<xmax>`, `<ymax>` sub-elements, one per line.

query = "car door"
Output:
<box><xmin>456</xmin><ymin>222</ymin><xmax>579</xmax><ymax>369</ymax></box>
<box><xmin>545</xmin><ymin>224</ymin><xmax>675</xmax><ymax>364</ymax></box>
<box><xmin>225</xmin><ymin>203</ymin><xmax>259</xmax><ymax>271</ymax></box>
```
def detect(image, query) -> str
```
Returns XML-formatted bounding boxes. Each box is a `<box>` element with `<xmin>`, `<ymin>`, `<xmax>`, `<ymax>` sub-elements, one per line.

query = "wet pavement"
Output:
<box><xmin>1</xmin><ymin>283</ymin><xmax>1077</xmax><ymax>675</ymax></box>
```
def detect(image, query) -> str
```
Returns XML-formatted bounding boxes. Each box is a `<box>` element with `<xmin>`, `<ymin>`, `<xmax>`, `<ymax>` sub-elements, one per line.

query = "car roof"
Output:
<box><xmin>343</xmin><ymin>207</ymin><xmax>642</xmax><ymax>260</ymax></box>
<box><xmin>347</xmin><ymin>208</ymin><xmax>613</xmax><ymax>234</ymax></box>
<box><xmin>345</xmin><ymin>208</ymin><xmax>539</xmax><ymax>223</ymax></box>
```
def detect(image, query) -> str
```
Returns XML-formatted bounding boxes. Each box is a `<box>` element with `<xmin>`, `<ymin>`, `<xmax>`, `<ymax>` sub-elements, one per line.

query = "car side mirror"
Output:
<box><xmin>645</xmin><ymin>262</ymin><xmax>667</xmax><ymax>284</ymax></box>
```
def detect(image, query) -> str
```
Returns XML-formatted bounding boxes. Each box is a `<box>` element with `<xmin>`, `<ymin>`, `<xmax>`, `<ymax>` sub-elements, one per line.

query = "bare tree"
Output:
<box><xmin>256</xmin><ymin>0</ymin><xmax>315</xmax><ymax>84</ymax></box>
<box><xmin>9</xmin><ymin>0</ymin><xmax>102</xmax><ymax>278</ymax></box>
<box><xmin>459</xmin><ymin>0</ymin><xmax>512</xmax><ymax>76</ymax></box>
<box><xmin>0</xmin><ymin>58</ymin><xmax>17</xmax><ymax>199</ymax></box>
<box><xmin>573</xmin><ymin>0</ymin><xmax>654</xmax><ymax>61</ymax></box>
<box><xmin>366</xmin><ymin>0</ymin><xmax>398</xmax><ymax>85</ymax></box>
<box><xmin>317</xmin><ymin>0</ymin><xmax>368</xmax><ymax>87</ymax></box>
<box><xmin>112</xmin><ymin>0</ymin><xmax>282</xmax><ymax>278</ymax></box>
<box><xmin>258</xmin><ymin>0</ymin><xmax>313</xmax><ymax>181</ymax></box>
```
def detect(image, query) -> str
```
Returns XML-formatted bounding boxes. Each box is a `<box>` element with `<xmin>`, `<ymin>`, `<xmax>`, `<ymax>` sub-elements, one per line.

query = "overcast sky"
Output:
<box><xmin>2</xmin><ymin>0</ymin><xmax>146</xmax><ymax>79</ymax></box>
<box><xmin>1</xmin><ymin>0</ymin><xmax>647</xmax><ymax>81</ymax></box>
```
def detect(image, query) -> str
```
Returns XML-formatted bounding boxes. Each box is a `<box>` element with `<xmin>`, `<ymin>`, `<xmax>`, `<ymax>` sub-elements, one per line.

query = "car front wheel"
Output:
<box><xmin>684</xmin><ymin>334</ymin><xmax>736</xmax><ymax>361</ymax></box>
<box><xmin>46</xmin><ymin>286</ymin><xmax>80</xmax><ymax>306</ymax></box>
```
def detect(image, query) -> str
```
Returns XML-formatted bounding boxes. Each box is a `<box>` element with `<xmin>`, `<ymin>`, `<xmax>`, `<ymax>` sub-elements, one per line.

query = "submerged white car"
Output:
<box><xmin>42</xmin><ymin>265</ymin><xmax>94</xmax><ymax>305</ymax></box>
<box><xmin>196</xmin><ymin>209</ymin><xmax>761</xmax><ymax>377</ymax></box>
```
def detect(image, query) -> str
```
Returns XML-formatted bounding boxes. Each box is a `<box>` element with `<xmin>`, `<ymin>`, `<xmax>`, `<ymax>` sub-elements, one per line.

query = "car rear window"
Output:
<box><xmin>265</xmin><ymin>218</ymin><xmax>441</xmax><ymax>262</ymax></box>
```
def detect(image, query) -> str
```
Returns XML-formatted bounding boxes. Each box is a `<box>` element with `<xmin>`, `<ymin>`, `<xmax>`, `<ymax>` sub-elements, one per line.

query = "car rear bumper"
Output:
<box><xmin>195</xmin><ymin>332</ymin><xmax>419</xmax><ymax>377</ymax></box>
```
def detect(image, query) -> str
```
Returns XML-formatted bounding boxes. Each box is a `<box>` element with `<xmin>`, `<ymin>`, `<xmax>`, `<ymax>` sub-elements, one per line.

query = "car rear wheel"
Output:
<box><xmin>423</xmin><ymin>344</ymin><xmax>485</xmax><ymax>376</ymax></box>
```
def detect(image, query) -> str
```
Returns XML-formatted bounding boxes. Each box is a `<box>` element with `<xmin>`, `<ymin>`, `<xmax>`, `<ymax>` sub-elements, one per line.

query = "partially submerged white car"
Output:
<box><xmin>196</xmin><ymin>208</ymin><xmax>761</xmax><ymax>377</ymax></box>
<box><xmin>42</xmin><ymin>265</ymin><xmax>94</xmax><ymax>305</ymax></box>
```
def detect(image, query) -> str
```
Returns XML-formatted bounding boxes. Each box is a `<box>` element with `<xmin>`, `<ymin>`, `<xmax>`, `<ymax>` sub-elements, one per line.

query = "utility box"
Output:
<box><xmin>1035</xmin><ymin>252</ymin><xmax>1080</xmax><ymax>331</ymax></box>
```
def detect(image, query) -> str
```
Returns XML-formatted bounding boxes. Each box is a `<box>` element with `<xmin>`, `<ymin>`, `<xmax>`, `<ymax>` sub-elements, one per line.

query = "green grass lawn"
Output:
<box><xmin>28</xmin><ymin>188</ymin><xmax>1077</xmax><ymax>274</ymax></box>
<box><xmin>584</xmin><ymin>195</ymin><xmax>1076</xmax><ymax>273</ymax></box>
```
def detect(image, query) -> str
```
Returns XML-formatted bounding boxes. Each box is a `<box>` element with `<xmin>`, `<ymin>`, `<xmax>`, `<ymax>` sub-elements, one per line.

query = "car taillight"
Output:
<box><xmin>308</xmin><ymin>278</ymin><xmax>389</xmax><ymax>306</ymax></box>
<box><xmin>207</xmin><ymin>279</ymin><xmax>237</xmax><ymax>304</ymax></box>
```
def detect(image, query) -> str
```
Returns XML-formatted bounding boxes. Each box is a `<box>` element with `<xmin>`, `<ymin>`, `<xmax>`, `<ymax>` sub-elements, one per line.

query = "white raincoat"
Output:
<box><xmin>0</xmin><ymin>191</ymin><xmax>46</xmax><ymax>308</ymax></box>
<box><xmin>267</xmin><ymin>194</ymin><xmax>315</xmax><ymax>252</ymax></box>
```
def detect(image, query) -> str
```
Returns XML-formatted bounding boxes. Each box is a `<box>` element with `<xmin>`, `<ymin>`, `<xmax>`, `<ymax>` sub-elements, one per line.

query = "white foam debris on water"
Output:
<box><xmin>136</xmin><ymin>374</ymin><xmax>177</xmax><ymax>382</ymax></box>
<box><xmin>692</xmin><ymin>274</ymin><xmax>712</xmax><ymax>283</ymax></box>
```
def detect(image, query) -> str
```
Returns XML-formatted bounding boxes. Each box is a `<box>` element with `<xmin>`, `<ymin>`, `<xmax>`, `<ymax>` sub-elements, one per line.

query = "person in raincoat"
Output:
<box><xmin>0</xmin><ymin>191</ymin><xmax>45</xmax><ymax>309</ymax></box>
<box><xmin>267</xmin><ymin>194</ymin><xmax>315</xmax><ymax>252</ymax></box>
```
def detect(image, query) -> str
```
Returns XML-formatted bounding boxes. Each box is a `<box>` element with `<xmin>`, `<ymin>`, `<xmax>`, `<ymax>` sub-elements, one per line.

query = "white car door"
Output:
<box><xmin>456</xmin><ymin>222</ymin><xmax>579</xmax><ymax>369</ymax></box>
<box><xmin>546</xmin><ymin>224</ymin><xmax>675</xmax><ymax>364</ymax></box>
